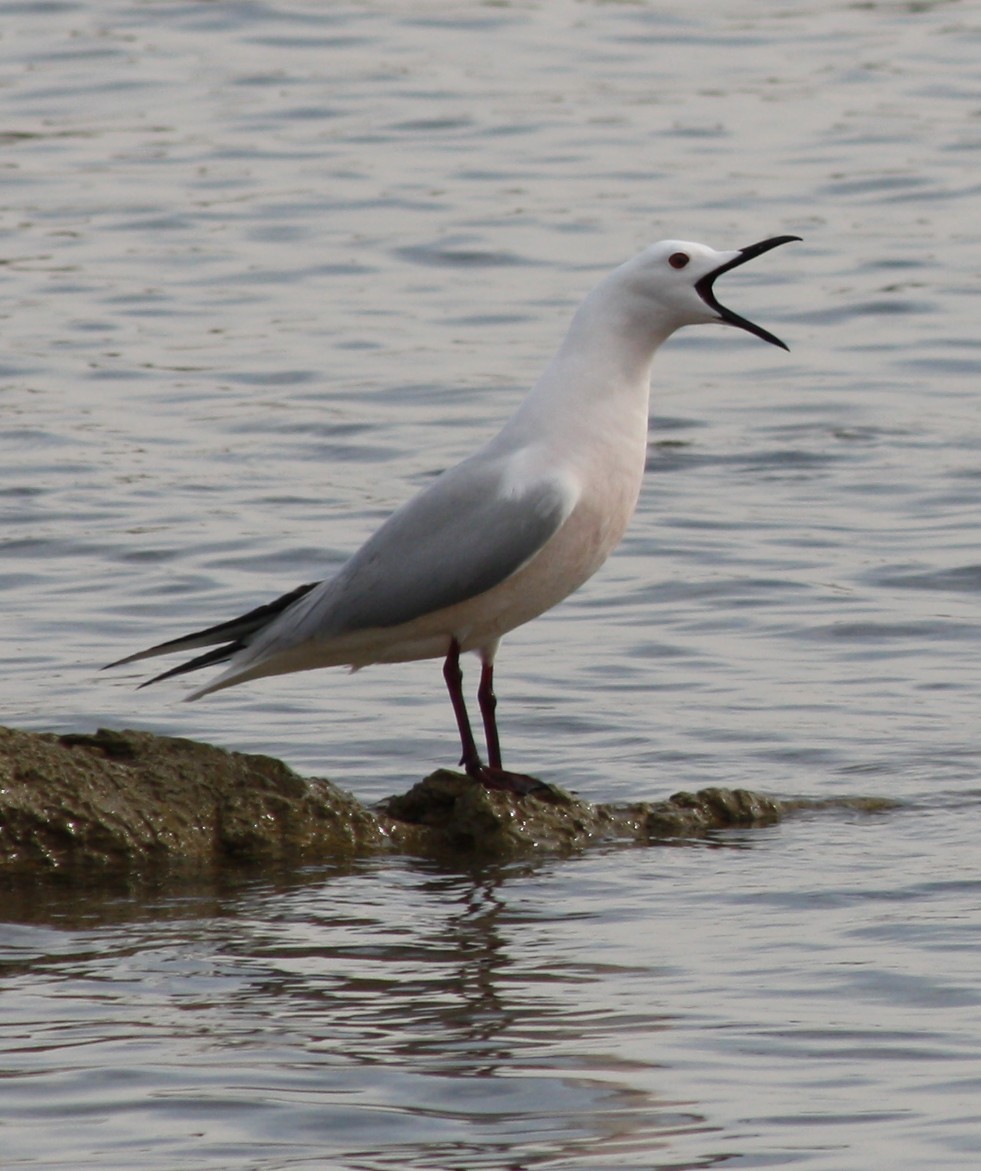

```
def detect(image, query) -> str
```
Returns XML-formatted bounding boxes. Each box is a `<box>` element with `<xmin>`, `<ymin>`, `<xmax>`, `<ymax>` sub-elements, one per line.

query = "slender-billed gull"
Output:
<box><xmin>108</xmin><ymin>236</ymin><xmax>799</xmax><ymax>794</ymax></box>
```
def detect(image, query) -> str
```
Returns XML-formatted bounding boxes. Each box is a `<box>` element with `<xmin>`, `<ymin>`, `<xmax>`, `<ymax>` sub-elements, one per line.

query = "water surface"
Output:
<box><xmin>3</xmin><ymin>1</ymin><xmax>981</xmax><ymax>1167</ymax></box>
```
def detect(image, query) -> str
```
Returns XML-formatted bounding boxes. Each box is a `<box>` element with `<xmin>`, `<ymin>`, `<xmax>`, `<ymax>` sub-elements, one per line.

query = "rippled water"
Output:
<box><xmin>4</xmin><ymin>1</ymin><xmax>981</xmax><ymax>1167</ymax></box>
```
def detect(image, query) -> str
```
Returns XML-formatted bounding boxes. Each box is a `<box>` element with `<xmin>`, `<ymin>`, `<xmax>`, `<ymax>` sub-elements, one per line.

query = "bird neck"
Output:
<box><xmin>559</xmin><ymin>274</ymin><xmax>680</xmax><ymax>373</ymax></box>
<box><xmin>489</xmin><ymin>271</ymin><xmax>682</xmax><ymax>468</ymax></box>
<box><xmin>496</xmin><ymin>351</ymin><xmax>653</xmax><ymax>476</ymax></box>
<box><xmin>517</xmin><ymin>282</ymin><xmax>673</xmax><ymax>427</ymax></box>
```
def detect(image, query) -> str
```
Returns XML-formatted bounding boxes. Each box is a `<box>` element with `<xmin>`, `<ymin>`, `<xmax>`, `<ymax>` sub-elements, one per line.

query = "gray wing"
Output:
<box><xmin>265</xmin><ymin>454</ymin><xmax>578</xmax><ymax>645</ymax></box>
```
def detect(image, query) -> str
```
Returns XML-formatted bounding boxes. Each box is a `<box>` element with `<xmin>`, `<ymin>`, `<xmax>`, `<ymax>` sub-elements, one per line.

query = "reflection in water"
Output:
<box><xmin>2</xmin><ymin>809</ymin><xmax>979</xmax><ymax>1168</ymax></box>
<box><xmin>0</xmin><ymin>861</ymin><xmax>689</xmax><ymax>1167</ymax></box>
<box><xmin>94</xmin><ymin>861</ymin><xmax>697</xmax><ymax>1171</ymax></box>
<box><xmin>196</xmin><ymin>862</ymin><xmax>707</xmax><ymax>1168</ymax></box>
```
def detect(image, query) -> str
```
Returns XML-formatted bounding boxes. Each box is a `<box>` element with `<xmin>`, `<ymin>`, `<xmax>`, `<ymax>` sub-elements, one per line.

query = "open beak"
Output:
<box><xmin>695</xmin><ymin>235</ymin><xmax>801</xmax><ymax>351</ymax></box>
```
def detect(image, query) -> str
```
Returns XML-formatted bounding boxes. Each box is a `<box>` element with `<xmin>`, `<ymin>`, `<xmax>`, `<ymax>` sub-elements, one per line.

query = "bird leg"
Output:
<box><xmin>442</xmin><ymin>639</ymin><xmax>551</xmax><ymax>799</ymax></box>
<box><xmin>443</xmin><ymin>637</ymin><xmax>483</xmax><ymax>776</ymax></box>
<box><xmin>477</xmin><ymin>658</ymin><xmax>502</xmax><ymax>770</ymax></box>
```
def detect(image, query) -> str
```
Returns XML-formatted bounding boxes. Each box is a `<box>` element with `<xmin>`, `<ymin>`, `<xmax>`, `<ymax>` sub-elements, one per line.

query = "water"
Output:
<box><xmin>3</xmin><ymin>0</ymin><xmax>981</xmax><ymax>1166</ymax></box>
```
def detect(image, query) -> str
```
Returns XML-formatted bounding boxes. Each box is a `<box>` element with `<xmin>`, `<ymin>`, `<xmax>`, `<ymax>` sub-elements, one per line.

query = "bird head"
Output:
<box><xmin>620</xmin><ymin>235</ymin><xmax>801</xmax><ymax>350</ymax></box>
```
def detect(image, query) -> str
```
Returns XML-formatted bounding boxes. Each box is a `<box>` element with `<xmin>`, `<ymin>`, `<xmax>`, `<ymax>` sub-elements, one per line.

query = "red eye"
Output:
<box><xmin>669</xmin><ymin>252</ymin><xmax>690</xmax><ymax>269</ymax></box>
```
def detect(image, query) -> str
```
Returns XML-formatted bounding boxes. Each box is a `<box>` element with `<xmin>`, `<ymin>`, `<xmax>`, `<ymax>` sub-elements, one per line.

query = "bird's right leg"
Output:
<box><xmin>477</xmin><ymin>657</ymin><xmax>502</xmax><ymax>770</ymax></box>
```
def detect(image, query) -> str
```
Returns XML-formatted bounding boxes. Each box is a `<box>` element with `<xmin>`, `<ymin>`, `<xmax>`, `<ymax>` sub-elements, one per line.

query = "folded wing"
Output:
<box><xmin>107</xmin><ymin>449</ymin><xmax>579</xmax><ymax>688</ymax></box>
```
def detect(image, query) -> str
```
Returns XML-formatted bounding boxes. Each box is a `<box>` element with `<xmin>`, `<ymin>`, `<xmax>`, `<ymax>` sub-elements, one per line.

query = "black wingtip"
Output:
<box><xmin>137</xmin><ymin>642</ymin><xmax>236</xmax><ymax>688</ymax></box>
<box><xmin>103</xmin><ymin>580</ymin><xmax>321</xmax><ymax>685</ymax></box>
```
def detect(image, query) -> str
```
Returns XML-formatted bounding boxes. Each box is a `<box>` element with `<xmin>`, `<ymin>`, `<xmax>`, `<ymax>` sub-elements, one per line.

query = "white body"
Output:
<box><xmin>112</xmin><ymin>237</ymin><xmax>796</xmax><ymax>700</ymax></box>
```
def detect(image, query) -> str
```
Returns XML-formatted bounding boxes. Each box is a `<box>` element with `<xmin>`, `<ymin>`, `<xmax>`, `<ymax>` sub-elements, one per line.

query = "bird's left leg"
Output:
<box><xmin>477</xmin><ymin>653</ymin><xmax>502</xmax><ymax>770</ymax></box>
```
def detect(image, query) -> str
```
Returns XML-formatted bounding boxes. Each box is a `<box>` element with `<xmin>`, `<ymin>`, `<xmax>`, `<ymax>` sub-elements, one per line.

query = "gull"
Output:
<box><xmin>107</xmin><ymin>236</ymin><xmax>799</xmax><ymax>795</ymax></box>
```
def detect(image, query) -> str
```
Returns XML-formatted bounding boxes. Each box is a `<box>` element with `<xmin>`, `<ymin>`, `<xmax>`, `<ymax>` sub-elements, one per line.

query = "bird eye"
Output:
<box><xmin>669</xmin><ymin>252</ymin><xmax>690</xmax><ymax>269</ymax></box>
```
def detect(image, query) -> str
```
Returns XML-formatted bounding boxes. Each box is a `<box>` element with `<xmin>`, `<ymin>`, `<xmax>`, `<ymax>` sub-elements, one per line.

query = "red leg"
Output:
<box><xmin>443</xmin><ymin>638</ymin><xmax>482</xmax><ymax>775</ymax></box>
<box><xmin>477</xmin><ymin>658</ymin><xmax>502</xmax><ymax>770</ymax></box>
<box><xmin>441</xmin><ymin>640</ymin><xmax>553</xmax><ymax>800</ymax></box>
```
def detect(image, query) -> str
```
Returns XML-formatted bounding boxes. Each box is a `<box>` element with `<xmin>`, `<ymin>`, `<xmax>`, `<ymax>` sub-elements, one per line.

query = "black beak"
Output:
<box><xmin>695</xmin><ymin>235</ymin><xmax>801</xmax><ymax>351</ymax></box>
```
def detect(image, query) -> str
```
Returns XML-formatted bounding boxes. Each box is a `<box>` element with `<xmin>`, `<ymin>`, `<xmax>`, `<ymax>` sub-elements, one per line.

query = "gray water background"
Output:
<box><xmin>3</xmin><ymin>1</ymin><xmax>981</xmax><ymax>1167</ymax></box>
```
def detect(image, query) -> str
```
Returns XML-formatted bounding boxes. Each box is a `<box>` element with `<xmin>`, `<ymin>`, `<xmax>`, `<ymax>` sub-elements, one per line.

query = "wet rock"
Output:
<box><xmin>0</xmin><ymin>726</ymin><xmax>386</xmax><ymax>876</ymax></box>
<box><xmin>377</xmin><ymin>769</ymin><xmax>597</xmax><ymax>856</ymax></box>
<box><xmin>640</xmin><ymin>786</ymin><xmax>785</xmax><ymax>837</ymax></box>
<box><xmin>1</xmin><ymin>723</ymin><xmax>883</xmax><ymax>877</ymax></box>
<box><xmin>377</xmin><ymin>773</ymin><xmax>787</xmax><ymax>857</ymax></box>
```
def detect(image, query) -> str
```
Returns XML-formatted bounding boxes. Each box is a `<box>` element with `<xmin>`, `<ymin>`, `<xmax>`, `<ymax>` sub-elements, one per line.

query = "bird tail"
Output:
<box><xmin>103</xmin><ymin>581</ymin><xmax>320</xmax><ymax>689</ymax></box>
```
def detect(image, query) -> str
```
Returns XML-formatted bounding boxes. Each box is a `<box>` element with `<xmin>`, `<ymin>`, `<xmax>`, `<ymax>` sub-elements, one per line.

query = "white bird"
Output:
<box><xmin>107</xmin><ymin>236</ymin><xmax>799</xmax><ymax>795</ymax></box>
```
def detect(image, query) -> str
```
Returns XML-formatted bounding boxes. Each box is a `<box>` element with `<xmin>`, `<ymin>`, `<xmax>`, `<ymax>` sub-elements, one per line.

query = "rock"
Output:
<box><xmin>0</xmin><ymin>726</ymin><xmax>386</xmax><ymax>875</ymax></box>
<box><xmin>377</xmin><ymin>773</ymin><xmax>787</xmax><ymax>857</ymax></box>
<box><xmin>1</xmin><ymin>723</ymin><xmax>881</xmax><ymax>878</ymax></box>
<box><xmin>377</xmin><ymin>769</ymin><xmax>597</xmax><ymax>856</ymax></box>
<box><xmin>641</xmin><ymin>786</ymin><xmax>784</xmax><ymax>837</ymax></box>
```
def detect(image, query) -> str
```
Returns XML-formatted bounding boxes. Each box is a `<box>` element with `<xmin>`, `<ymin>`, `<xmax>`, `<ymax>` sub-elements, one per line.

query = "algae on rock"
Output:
<box><xmin>1</xmin><ymin>723</ymin><xmax>863</xmax><ymax>879</ymax></box>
